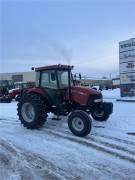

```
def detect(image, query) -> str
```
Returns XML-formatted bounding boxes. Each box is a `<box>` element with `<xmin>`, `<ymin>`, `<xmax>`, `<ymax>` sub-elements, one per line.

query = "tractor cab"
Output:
<box><xmin>35</xmin><ymin>64</ymin><xmax>73</xmax><ymax>89</ymax></box>
<box><xmin>35</xmin><ymin>65</ymin><xmax>74</xmax><ymax>105</ymax></box>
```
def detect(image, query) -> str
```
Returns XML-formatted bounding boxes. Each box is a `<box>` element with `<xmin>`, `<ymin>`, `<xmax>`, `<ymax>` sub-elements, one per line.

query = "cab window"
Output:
<box><xmin>40</xmin><ymin>71</ymin><xmax>57</xmax><ymax>89</ymax></box>
<box><xmin>58</xmin><ymin>71</ymin><xmax>73</xmax><ymax>89</ymax></box>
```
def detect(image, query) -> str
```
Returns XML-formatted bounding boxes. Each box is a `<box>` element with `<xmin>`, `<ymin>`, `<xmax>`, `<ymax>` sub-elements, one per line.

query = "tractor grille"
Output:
<box><xmin>88</xmin><ymin>93</ymin><xmax>103</xmax><ymax>109</ymax></box>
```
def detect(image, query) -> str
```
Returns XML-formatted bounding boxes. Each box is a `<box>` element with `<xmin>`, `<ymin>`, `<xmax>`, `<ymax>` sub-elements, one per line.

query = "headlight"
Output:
<box><xmin>94</xmin><ymin>98</ymin><xmax>103</xmax><ymax>103</ymax></box>
<box><xmin>8</xmin><ymin>89</ymin><xmax>13</xmax><ymax>93</ymax></box>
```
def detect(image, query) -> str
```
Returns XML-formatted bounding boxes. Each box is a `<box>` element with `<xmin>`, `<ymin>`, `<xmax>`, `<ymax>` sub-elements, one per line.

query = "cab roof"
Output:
<box><xmin>35</xmin><ymin>64</ymin><xmax>74</xmax><ymax>72</ymax></box>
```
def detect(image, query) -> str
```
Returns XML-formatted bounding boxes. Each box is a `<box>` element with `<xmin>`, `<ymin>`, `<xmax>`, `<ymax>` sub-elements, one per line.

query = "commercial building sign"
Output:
<box><xmin>119</xmin><ymin>39</ymin><xmax>135</xmax><ymax>52</ymax></box>
<box><xmin>120</xmin><ymin>73</ymin><xmax>135</xmax><ymax>84</ymax></box>
<box><xmin>119</xmin><ymin>61</ymin><xmax>135</xmax><ymax>74</ymax></box>
<box><xmin>119</xmin><ymin>38</ymin><xmax>135</xmax><ymax>97</ymax></box>
<box><xmin>119</xmin><ymin>49</ymin><xmax>135</xmax><ymax>63</ymax></box>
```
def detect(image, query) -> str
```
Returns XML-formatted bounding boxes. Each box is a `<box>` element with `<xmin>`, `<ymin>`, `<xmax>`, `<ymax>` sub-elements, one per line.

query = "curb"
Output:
<box><xmin>116</xmin><ymin>98</ymin><xmax>135</xmax><ymax>102</ymax></box>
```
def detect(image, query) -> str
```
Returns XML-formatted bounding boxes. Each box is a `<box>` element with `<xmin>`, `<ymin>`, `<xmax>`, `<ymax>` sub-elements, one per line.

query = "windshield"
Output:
<box><xmin>57</xmin><ymin>70</ymin><xmax>73</xmax><ymax>89</ymax></box>
<box><xmin>14</xmin><ymin>83</ymin><xmax>22</xmax><ymax>89</ymax></box>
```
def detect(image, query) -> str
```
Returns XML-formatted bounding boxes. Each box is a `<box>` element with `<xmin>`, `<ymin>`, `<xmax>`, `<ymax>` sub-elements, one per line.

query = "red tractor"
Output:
<box><xmin>9</xmin><ymin>81</ymin><xmax>35</xmax><ymax>101</ymax></box>
<box><xmin>17</xmin><ymin>65</ymin><xmax>113</xmax><ymax>137</ymax></box>
<box><xmin>0</xmin><ymin>80</ymin><xmax>14</xmax><ymax>103</ymax></box>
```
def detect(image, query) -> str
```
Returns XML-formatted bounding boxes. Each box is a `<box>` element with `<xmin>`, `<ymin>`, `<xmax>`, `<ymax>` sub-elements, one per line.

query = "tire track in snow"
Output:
<box><xmin>21</xmin><ymin>151</ymin><xmax>77</xmax><ymax>180</ymax></box>
<box><xmin>1</xmin><ymin>117</ymin><xmax>135</xmax><ymax>147</ymax></box>
<box><xmin>1</xmin><ymin>117</ymin><xmax>135</xmax><ymax>164</ymax></box>
<box><xmin>45</xmin><ymin>122</ymin><xmax>135</xmax><ymax>147</ymax></box>
<box><xmin>0</xmin><ymin>139</ymin><xmax>75</xmax><ymax>180</ymax></box>
<box><xmin>90</xmin><ymin>136</ymin><xmax>135</xmax><ymax>156</ymax></box>
<box><xmin>45</xmin><ymin>124</ymin><xmax>135</xmax><ymax>157</ymax></box>
<box><xmin>93</xmin><ymin>132</ymin><xmax>135</xmax><ymax>146</ymax></box>
<box><xmin>44</xmin><ymin>127</ymin><xmax>135</xmax><ymax>164</ymax></box>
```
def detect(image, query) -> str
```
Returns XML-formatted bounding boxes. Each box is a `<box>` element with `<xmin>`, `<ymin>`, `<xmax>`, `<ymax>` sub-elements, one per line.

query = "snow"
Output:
<box><xmin>0</xmin><ymin>89</ymin><xmax>135</xmax><ymax>179</ymax></box>
<box><xmin>9</xmin><ymin>88</ymin><xmax>19</xmax><ymax>93</ymax></box>
<box><xmin>102</xmin><ymin>88</ymin><xmax>120</xmax><ymax>99</ymax></box>
<box><xmin>0</xmin><ymin>138</ymin><xmax>64</xmax><ymax>180</ymax></box>
<box><xmin>0</xmin><ymin>138</ymin><xmax>39</xmax><ymax>180</ymax></box>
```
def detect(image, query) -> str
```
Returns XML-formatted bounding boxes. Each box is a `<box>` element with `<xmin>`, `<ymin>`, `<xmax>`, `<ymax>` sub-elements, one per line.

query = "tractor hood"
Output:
<box><xmin>69</xmin><ymin>86</ymin><xmax>102</xmax><ymax>106</ymax></box>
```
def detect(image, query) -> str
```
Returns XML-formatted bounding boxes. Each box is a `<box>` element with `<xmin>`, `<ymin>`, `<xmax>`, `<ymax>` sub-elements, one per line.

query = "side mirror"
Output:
<box><xmin>79</xmin><ymin>73</ymin><xmax>81</xmax><ymax>80</ymax></box>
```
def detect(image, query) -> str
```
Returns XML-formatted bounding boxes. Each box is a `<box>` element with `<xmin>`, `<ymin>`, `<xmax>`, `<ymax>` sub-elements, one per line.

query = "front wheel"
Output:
<box><xmin>91</xmin><ymin>102</ymin><xmax>113</xmax><ymax>121</ymax></box>
<box><xmin>91</xmin><ymin>111</ymin><xmax>109</xmax><ymax>121</ymax></box>
<box><xmin>68</xmin><ymin>110</ymin><xmax>92</xmax><ymax>137</ymax></box>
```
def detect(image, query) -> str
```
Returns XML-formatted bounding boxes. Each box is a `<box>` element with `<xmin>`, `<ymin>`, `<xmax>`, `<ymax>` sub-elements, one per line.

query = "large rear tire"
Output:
<box><xmin>68</xmin><ymin>110</ymin><xmax>92</xmax><ymax>137</ymax></box>
<box><xmin>17</xmin><ymin>93</ymin><xmax>47</xmax><ymax>129</ymax></box>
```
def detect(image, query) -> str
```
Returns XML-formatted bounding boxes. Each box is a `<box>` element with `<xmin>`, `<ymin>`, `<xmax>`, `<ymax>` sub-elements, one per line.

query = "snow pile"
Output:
<box><xmin>102</xmin><ymin>88</ymin><xmax>120</xmax><ymax>99</ymax></box>
<box><xmin>102</xmin><ymin>88</ymin><xmax>135</xmax><ymax>101</ymax></box>
<box><xmin>0</xmin><ymin>138</ymin><xmax>38</xmax><ymax>180</ymax></box>
<box><xmin>0</xmin><ymin>101</ymin><xmax>18</xmax><ymax>120</ymax></box>
<box><xmin>93</xmin><ymin>89</ymin><xmax>135</xmax><ymax>134</ymax></box>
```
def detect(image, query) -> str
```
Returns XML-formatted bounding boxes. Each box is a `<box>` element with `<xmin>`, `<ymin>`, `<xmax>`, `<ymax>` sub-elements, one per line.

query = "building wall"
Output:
<box><xmin>80</xmin><ymin>79</ymin><xmax>112</xmax><ymax>88</ymax></box>
<box><xmin>0</xmin><ymin>73</ymin><xmax>13</xmax><ymax>80</ymax></box>
<box><xmin>112</xmin><ymin>79</ymin><xmax>120</xmax><ymax>85</ymax></box>
<box><xmin>0</xmin><ymin>71</ymin><xmax>112</xmax><ymax>88</ymax></box>
<box><xmin>112</xmin><ymin>78</ymin><xmax>120</xmax><ymax>88</ymax></box>
<box><xmin>0</xmin><ymin>72</ymin><xmax>36</xmax><ymax>82</ymax></box>
<box><xmin>22</xmin><ymin>72</ymin><xmax>36</xmax><ymax>82</ymax></box>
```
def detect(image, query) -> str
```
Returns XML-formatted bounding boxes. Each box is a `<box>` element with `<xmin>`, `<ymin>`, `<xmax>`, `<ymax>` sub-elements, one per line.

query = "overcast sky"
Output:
<box><xmin>0</xmin><ymin>0</ymin><xmax>135</xmax><ymax>78</ymax></box>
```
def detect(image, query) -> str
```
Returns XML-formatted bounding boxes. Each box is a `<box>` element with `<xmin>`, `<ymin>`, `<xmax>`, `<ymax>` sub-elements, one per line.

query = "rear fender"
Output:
<box><xmin>27</xmin><ymin>87</ymin><xmax>44</xmax><ymax>96</ymax></box>
<box><xmin>25</xmin><ymin>88</ymin><xmax>53</xmax><ymax>105</ymax></box>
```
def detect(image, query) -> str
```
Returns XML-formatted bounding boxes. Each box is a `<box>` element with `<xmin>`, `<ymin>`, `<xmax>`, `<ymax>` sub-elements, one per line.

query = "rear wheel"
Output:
<box><xmin>17</xmin><ymin>93</ymin><xmax>48</xmax><ymax>129</ymax></box>
<box><xmin>68</xmin><ymin>110</ymin><xmax>92</xmax><ymax>137</ymax></box>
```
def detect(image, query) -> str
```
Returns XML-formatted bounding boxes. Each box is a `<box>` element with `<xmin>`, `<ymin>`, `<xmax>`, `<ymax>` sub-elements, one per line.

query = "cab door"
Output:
<box><xmin>40</xmin><ymin>70</ymin><xmax>63</xmax><ymax>106</ymax></box>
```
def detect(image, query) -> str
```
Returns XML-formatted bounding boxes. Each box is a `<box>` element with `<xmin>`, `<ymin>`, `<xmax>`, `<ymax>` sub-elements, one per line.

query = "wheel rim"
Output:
<box><xmin>72</xmin><ymin>117</ymin><xmax>84</xmax><ymax>131</ymax></box>
<box><xmin>21</xmin><ymin>103</ymin><xmax>35</xmax><ymax>122</ymax></box>
<box><xmin>94</xmin><ymin>110</ymin><xmax>104</xmax><ymax>117</ymax></box>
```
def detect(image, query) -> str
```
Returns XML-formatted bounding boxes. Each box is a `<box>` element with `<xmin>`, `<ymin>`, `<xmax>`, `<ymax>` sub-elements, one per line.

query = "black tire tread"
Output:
<box><xmin>68</xmin><ymin>110</ymin><xmax>92</xmax><ymax>137</ymax></box>
<box><xmin>17</xmin><ymin>93</ymin><xmax>47</xmax><ymax>129</ymax></box>
<box><xmin>91</xmin><ymin>112</ymin><xmax>109</xmax><ymax>121</ymax></box>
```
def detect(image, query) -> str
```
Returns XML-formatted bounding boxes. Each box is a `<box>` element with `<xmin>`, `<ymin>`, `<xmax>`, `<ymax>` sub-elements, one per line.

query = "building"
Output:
<box><xmin>112</xmin><ymin>77</ymin><xmax>120</xmax><ymax>88</ymax></box>
<box><xmin>119</xmin><ymin>38</ymin><xmax>135</xmax><ymax>97</ymax></box>
<box><xmin>80</xmin><ymin>78</ymin><xmax>112</xmax><ymax>89</ymax></box>
<box><xmin>0</xmin><ymin>71</ymin><xmax>36</xmax><ymax>83</ymax></box>
<box><xmin>0</xmin><ymin>71</ymin><xmax>112</xmax><ymax>89</ymax></box>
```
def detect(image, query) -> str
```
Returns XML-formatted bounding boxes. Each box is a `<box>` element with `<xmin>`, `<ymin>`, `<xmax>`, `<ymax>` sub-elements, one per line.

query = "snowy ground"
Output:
<box><xmin>0</xmin><ymin>88</ymin><xmax>135</xmax><ymax>180</ymax></box>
